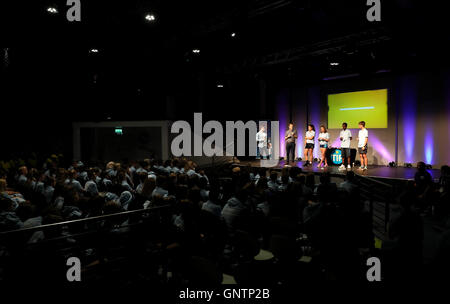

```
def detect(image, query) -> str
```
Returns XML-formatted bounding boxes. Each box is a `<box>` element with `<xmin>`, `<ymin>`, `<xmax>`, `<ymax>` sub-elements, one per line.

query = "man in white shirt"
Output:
<box><xmin>357</xmin><ymin>121</ymin><xmax>369</xmax><ymax>170</ymax></box>
<box><xmin>339</xmin><ymin>122</ymin><xmax>352</xmax><ymax>170</ymax></box>
<box><xmin>256</xmin><ymin>125</ymin><xmax>267</xmax><ymax>159</ymax></box>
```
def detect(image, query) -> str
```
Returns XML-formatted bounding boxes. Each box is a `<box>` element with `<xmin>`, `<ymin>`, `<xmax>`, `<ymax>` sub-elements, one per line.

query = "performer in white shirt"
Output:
<box><xmin>317</xmin><ymin>125</ymin><xmax>330</xmax><ymax>168</ymax></box>
<box><xmin>303</xmin><ymin>124</ymin><xmax>315</xmax><ymax>166</ymax></box>
<box><xmin>256</xmin><ymin>125</ymin><xmax>267</xmax><ymax>160</ymax></box>
<box><xmin>357</xmin><ymin>121</ymin><xmax>369</xmax><ymax>170</ymax></box>
<box><xmin>339</xmin><ymin>122</ymin><xmax>352</xmax><ymax>170</ymax></box>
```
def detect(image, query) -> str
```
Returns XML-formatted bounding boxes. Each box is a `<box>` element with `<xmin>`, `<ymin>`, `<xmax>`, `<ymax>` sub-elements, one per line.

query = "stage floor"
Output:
<box><xmin>235</xmin><ymin>160</ymin><xmax>441</xmax><ymax>182</ymax></box>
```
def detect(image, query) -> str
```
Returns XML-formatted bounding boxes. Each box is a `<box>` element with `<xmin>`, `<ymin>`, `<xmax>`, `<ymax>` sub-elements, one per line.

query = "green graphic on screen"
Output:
<box><xmin>327</xmin><ymin>89</ymin><xmax>388</xmax><ymax>129</ymax></box>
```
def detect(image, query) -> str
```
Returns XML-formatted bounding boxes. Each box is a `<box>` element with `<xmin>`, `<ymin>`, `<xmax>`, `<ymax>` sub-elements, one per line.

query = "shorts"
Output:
<box><xmin>305</xmin><ymin>143</ymin><xmax>314</xmax><ymax>149</ymax></box>
<box><xmin>358</xmin><ymin>145</ymin><xmax>368</xmax><ymax>155</ymax></box>
<box><xmin>341</xmin><ymin>148</ymin><xmax>351</xmax><ymax>159</ymax></box>
<box><xmin>320</xmin><ymin>144</ymin><xmax>328</xmax><ymax>149</ymax></box>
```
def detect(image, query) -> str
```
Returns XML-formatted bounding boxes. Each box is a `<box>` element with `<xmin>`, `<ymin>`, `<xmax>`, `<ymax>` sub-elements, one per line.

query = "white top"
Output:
<box><xmin>340</xmin><ymin>129</ymin><xmax>352</xmax><ymax>148</ymax></box>
<box><xmin>256</xmin><ymin>130</ymin><xmax>267</xmax><ymax>148</ymax></box>
<box><xmin>305</xmin><ymin>130</ymin><xmax>315</xmax><ymax>144</ymax></box>
<box><xmin>318</xmin><ymin>132</ymin><xmax>330</xmax><ymax>145</ymax></box>
<box><xmin>358</xmin><ymin>128</ymin><xmax>368</xmax><ymax>147</ymax></box>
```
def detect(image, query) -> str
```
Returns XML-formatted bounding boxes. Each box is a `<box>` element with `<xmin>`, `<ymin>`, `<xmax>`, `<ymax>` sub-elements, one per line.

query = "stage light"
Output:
<box><xmin>231</xmin><ymin>32</ymin><xmax>236</xmax><ymax>37</ymax></box>
<box><xmin>47</xmin><ymin>7</ymin><xmax>58</xmax><ymax>14</ymax></box>
<box><xmin>145</xmin><ymin>14</ymin><xmax>156</xmax><ymax>22</ymax></box>
<box><xmin>426</xmin><ymin>164</ymin><xmax>432</xmax><ymax>169</ymax></box>
<box><xmin>89</xmin><ymin>48</ymin><xmax>99</xmax><ymax>53</ymax></box>
<box><xmin>216</xmin><ymin>84</ymin><xmax>224</xmax><ymax>88</ymax></box>
<box><xmin>403</xmin><ymin>163</ymin><xmax>412</xmax><ymax>168</ymax></box>
<box><xmin>297</xmin><ymin>157</ymin><xmax>302</xmax><ymax>161</ymax></box>
<box><xmin>330</xmin><ymin>62</ymin><xmax>339</xmax><ymax>66</ymax></box>
<box><xmin>192</xmin><ymin>49</ymin><xmax>200</xmax><ymax>54</ymax></box>
<box><xmin>115</xmin><ymin>127</ymin><xmax>123</xmax><ymax>136</ymax></box>
<box><xmin>389</xmin><ymin>161</ymin><xmax>397</xmax><ymax>168</ymax></box>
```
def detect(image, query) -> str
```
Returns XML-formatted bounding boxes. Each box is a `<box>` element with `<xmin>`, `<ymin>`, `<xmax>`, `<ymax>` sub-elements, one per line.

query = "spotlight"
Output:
<box><xmin>297</xmin><ymin>157</ymin><xmax>302</xmax><ymax>161</ymax></box>
<box><xmin>47</xmin><ymin>7</ymin><xmax>58</xmax><ymax>14</ymax></box>
<box><xmin>425</xmin><ymin>164</ymin><xmax>433</xmax><ymax>170</ymax></box>
<box><xmin>403</xmin><ymin>163</ymin><xmax>412</xmax><ymax>168</ymax></box>
<box><xmin>329</xmin><ymin>62</ymin><xmax>339</xmax><ymax>66</ymax></box>
<box><xmin>231</xmin><ymin>32</ymin><xmax>236</xmax><ymax>37</ymax></box>
<box><xmin>192</xmin><ymin>49</ymin><xmax>200</xmax><ymax>54</ymax></box>
<box><xmin>89</xmin><ymin>48</ymin><xmax>99</xmax><ymax>53</ymax></box>
<box><xmin>145</xmin><ymin>14</ymin><xmax>156</xmax><ymax>22</ymax></box>
<box><xmin>388</xmin><ymin>161</ymin><xmax>397</xmax><ymax>168</ymax></box>
<box><xmin>279</xmin><ymin>157</ymin><xmax>284</xmax><ymax>161</ymax></box>
<box><xmin>216</xmin><ymin>84</ymin><xmax>224</xmax><ymax>88</ymax></box>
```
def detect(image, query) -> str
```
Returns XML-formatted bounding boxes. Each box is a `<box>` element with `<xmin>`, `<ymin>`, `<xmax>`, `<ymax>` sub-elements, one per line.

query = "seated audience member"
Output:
<box><xmin>267</xmin><ymin>171</ymin><xmax>278</xmax><ymax>191</ymax></box>
<box><xmin>339</xmin><ymin>171</ymin><xmax>358</xmax><ymax>194</ymax></box>
<box><xmin>0</xmin><ymin>198</ymin><xmax>23</xmax><ymax>231</ymax></box>
<box><xmin>415</xmin><ymin>161</ymin><xmax>433</xmax><ymax>194</ymax></box>
<box><xmin>64</xmin><ymin>169</ymin><xmax>83</xmax><ymax>193</ymax></box>
<box><xmin>152</xmin><ymin>176</ymin><xmax>169</xmax><ymax>198</ymax></box>
<box><xmin>202</xmin><ymin>187</ymin><xmax>222</xmax><ymax>218</ymax></box>
<box><xmin>84</xmin><ymin>169</ymin><xmax>98</xmax><ymax>197</ymax></box>
<box><xmin>221</xmin><ymin>187</ymin><xmax>248</xmax><ymax>231</ymax></box>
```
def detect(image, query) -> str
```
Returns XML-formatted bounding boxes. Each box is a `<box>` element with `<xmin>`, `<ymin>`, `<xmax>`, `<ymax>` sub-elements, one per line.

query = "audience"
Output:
<box><xmin>0</xmin><ymin>153</ymin><xmax>448</xmax><ymax>284</ymax></box>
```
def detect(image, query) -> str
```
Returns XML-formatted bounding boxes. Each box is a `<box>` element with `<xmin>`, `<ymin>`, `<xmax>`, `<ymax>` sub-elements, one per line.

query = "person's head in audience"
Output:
<box><xmin>346</xmin><ymin>171</ymin><xmax>355</xmax><ymax>182</ymax></box>
<box><xmin>269</xmin><ymin>171</ymin><xmax>277</xmax><ymax>182</ymax></box>
<box><xmin>306</xmin><ymin>173</ymin><xmax>315</xmax><ymax>189</ymax></box>
<box><xmin>417</xmin><ymin>161</ymin><xmax>426</xmax><ymax>172</ymax></box>
<box><xmin>19</xmin><ymin>166</ymin><xmax>28</xmax><ymax>176</ymax></box>
<box><xmin>141</xmin><ymin>177</ymin><xmax>156</xmax><ymax>198</ymax></box>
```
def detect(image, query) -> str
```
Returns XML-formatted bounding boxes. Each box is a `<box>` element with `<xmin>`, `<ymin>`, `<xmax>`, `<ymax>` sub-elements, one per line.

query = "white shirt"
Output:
<box><xmin>358</xmin><ymin>128</ymin><xmax>368</xmax><ymax>147</ymax></box>
<box><xmin>305</xmin><ymin>130</ymin><xmax>315</xmax><ymax>144</ymax></box>
<box><xmin>256</xmin><ymin>130</ymin><xmax>267</xmax><ymax>148</ymax></box>
<box><xmin>340</xmin><ymin>129</ymin><xmax>352</xmax><ymax>148</ymax></box>
<box><xmin>318</xmin><ymin>132</ymin><xmax>329</xmax><ymax>146</ymax></box>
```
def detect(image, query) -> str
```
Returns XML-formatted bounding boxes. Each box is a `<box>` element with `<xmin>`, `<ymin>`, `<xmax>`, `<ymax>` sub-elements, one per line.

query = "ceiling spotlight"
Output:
<box><xmin>330</xmin><ymin>62</ymin><xmax>339</xmax><ymax>66</ymax></box>
<box><xmin>192</xmin><ymin>49</ymin><xmax>200</xmax><ymax>54</ymax></box>
<box><xmin>47</xmin><ymin>7</ymin><xmax>58</xmax><ymax>14</ymax></box>
<box><xmin>231</xmin><ymin>32</ymin><xmax>236</xmax><ymax>37</ymax></box>
<box><xmin>216</xmin><ymin>84</ymin><xmax>224</xmax><ymax>88</ymax></box>
<box><xmin>89</xmin><ymin>48</ymin><xmax>99</xmax><ymax>53</ymax></box>
<box><xmin>145</xmin><ymin>14</ymin><xmax>156</xmax><ymax>22</ymax></box>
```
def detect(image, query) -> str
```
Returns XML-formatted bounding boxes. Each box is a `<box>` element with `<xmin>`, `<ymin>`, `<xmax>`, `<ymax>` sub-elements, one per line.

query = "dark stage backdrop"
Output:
<box><xmin>276</xmin><ymin>71</ymin><xmax>450</xmax><ymax>167</ymax></box>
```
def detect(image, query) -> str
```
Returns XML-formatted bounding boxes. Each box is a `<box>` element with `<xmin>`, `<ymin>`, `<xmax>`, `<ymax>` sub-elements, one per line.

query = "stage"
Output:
<box><xmin>235</xmin><ymin>160</ymin><xmax>441</xmax><ymax>182</ymax></box>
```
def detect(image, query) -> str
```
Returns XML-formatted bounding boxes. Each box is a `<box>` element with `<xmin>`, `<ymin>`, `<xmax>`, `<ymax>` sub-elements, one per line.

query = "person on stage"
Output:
<box><xmin>303</xmin><ymin>124</ymin><xmax>315</xmax><ymax>166</ymax></box>
<box><xmin>317</xmin><ymin>125</ymin><xmax>329</xmax><ymax>168</ymax></box>
<box><xmin>339</xmin><ymin>122</ymin><xmax>352</xmax><ymax>171</ymax></box>
<box><xmin>255</xmin><ymin>125</ymin><xmax>267</xmax><ymax>160</ymax></box>
<box><xmin>285</xmin><ymin>122</ymin><xmax>298</xmax><ymax>165</ymax></box>
<box><xmin>357</xmin><ymin>121</ymin><xmax>369</xmax><ymax>170</ymax></box>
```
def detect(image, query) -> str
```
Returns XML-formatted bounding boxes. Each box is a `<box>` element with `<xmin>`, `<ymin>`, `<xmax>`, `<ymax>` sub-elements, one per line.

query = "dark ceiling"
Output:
<box><xmin>0</xmin><ymin>0</ymin><xmax>449</xmax><ymax>124</ymax></box>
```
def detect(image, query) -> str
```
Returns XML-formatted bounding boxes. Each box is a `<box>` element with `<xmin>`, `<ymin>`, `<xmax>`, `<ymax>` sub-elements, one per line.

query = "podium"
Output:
<box><xmin>326</xmin><ymin>147</ymin><xmax>357</xmax><ymax>166</ymax></box>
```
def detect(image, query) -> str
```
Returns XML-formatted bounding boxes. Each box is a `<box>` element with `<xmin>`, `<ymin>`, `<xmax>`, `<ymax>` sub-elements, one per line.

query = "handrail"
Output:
<box><xmin>0</xmin><ymin>204</ymin><xmax>171</xmax><ymax>236</ymax></box>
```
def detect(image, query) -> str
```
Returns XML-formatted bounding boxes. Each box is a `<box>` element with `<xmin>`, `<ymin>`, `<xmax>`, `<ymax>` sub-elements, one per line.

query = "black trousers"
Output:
<box><xmin>286</xmin><ymin>142</ymin><xmax>296</xmax><ymax>162</ymax></box>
